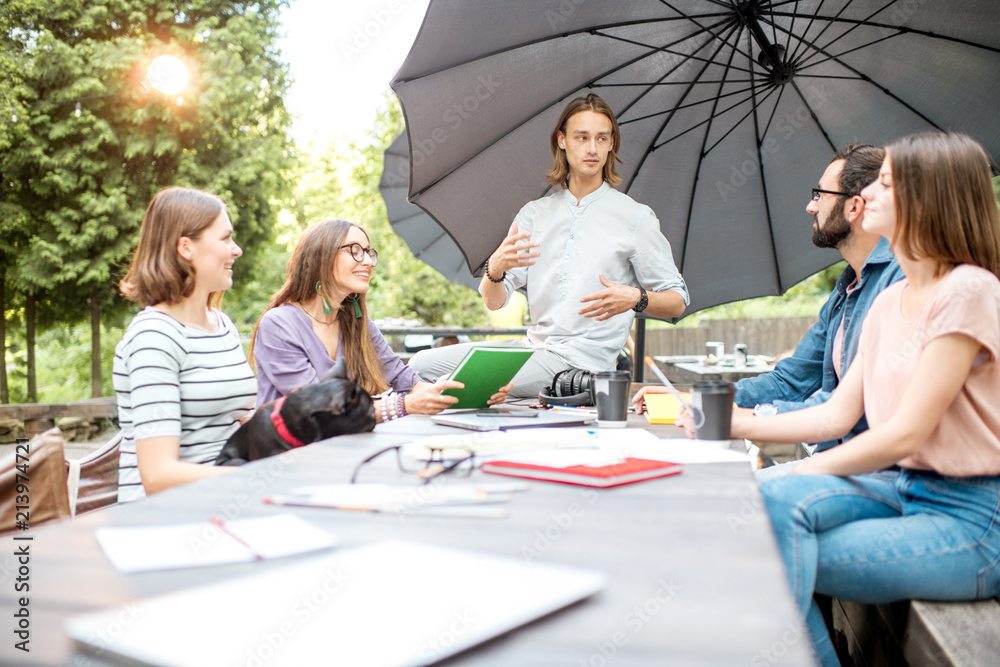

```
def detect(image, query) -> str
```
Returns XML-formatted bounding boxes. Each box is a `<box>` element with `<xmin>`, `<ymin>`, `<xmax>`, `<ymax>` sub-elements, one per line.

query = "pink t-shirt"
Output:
<box><xmin>860</xmin><ymin>264</ymin><xmax>1000</xmax><ymax>476</ymax></box>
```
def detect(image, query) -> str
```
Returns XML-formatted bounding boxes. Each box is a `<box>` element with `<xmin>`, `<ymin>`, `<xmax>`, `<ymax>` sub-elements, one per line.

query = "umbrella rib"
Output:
<box><xmin>768</xmin><ymin>11</ymin><xmax>1000</xmax><ymax>57</ymax></box>
<box><xmin>786</xmin><ymin>0</ymin><xmax>849</xmax><ymax>65</ymax></box>
<box><xmin>678</xmin><ymin>24</ymin><xmax>743</xmax><ymax>274</ymax></box>
<box><xmin>746</xmin><ymin>24</ymin><xmax>783</xmax><ymax>295</ymax></box>
<box><xmin>781</xmin><ymin>0</ymin><xmax>802</xmax><ymax>61</ymax></box>
<box><xmin>620</xmin><ymin>82</ymin><xmax>770</xmax><ymax>126</ymax></box>
<box><xmin>701</xmin><ymin>86</ymin><xmax>781</xmax><ymax>156</ymax></box>
<box><xmin>614</xmin><ymin>27</ymin><xmax>735</xmax><ymax>121</ymax></box>
<box><xmin>651</xmin><ymin>87</ymin><xmax>772</xmax><ymax>151</ymax></box>
<box><xmin>658</xmin><ymin>0</ymin><xmax>759</xmax><ymax>66</ymax></box>
<box><xmin>790</xmin><ymin>0</ymin><xmax>901</xmax><ymax>69</ymax></box>
<box><xmin>768</xmin><ymin>20</ymin><xmax>944</xmax><ymax>131</ymax></box>
<box><xmin>391</xmin><ymin>14</ymin><xmax>733</xmax><ymax>83</ymax></box>
<box><xmin>785</xmin><ymin>0</ymin><xmax>831</xmax><ymax>65</ymax></box>
<box><xmin>623</xmin><ymin>21</ymin><xmax>744</xmax><ymax>193</ymax></box>
<box><xmin>794</xmin><ymin>74</ymin><xmax>867</xmax><ymax>80</ymax></box>
<box><xmin>759</xmin><ymin>83</ymin><xmax>788</xmax><ymax>144</ymax></box>
<box><xmin>795</xmin><ymin>32</ymin><xmax>902</xmax><ymax>70</ymax></box>
<box><xmin>789</xmin><ymin>79</ymin><xmax>837</xmax><ymax>152</ymax></box>
<box><xmin>596</xmin><ymin>79</ymin><xmax>756</xmax><ymax>87</ymax></box>
<box><xmin>593</xmin><ymin>24</ymin><xmax>758</xmax><ymax>77</ymax></box>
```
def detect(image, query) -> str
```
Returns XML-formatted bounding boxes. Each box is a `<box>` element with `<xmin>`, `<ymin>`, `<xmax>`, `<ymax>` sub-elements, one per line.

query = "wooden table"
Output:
<box><xmin>0</xmin><ymin>415</ymin><xmax>816</xmax><ymax>666</ymax></box>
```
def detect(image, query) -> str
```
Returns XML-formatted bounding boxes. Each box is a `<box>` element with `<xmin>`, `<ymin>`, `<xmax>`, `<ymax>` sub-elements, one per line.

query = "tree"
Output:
<box><xmin>0</xmin><ymin>0</ymin><xmax>294</xmax><ymax>400</ymax></box>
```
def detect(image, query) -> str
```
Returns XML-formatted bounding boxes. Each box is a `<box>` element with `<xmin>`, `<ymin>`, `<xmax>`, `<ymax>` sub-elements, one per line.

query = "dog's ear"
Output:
<box><xmin>320</xmin><ymin>358</ymin><xmax>349</xmax><ymax>383</ymax></box>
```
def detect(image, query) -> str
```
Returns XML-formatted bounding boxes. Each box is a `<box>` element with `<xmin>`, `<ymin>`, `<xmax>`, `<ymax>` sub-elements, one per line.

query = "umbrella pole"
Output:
<box><xmin>634</xmin><ymin>317</ymin><xmax>646</xmax><ymax>382</ymax></box>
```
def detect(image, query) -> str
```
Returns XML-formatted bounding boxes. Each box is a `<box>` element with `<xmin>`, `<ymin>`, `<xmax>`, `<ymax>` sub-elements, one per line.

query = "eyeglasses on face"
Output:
<box><xmin>349</xmin><ymin>445</ymin><xmax>475</xmax><ymax>485</ymax></box>
<box><xmin>811</xmin><ymin>187</ymin><xmax>856</xmax><ymax>201</ymax></box>
<box><xmin>341</xmin><ymin>242</ymin><xmax>379</xmax><ymax>266</ymax></box>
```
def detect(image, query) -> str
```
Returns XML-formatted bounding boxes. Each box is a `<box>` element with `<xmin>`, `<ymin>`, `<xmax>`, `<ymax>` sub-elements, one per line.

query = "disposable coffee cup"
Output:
<box><xmin>594</xmin><ymin>371</ymin><xmax>630</xmax><ymax>428</ymax></box>
<box><xmin>692</xmin><ymin>380</ymin><xmax>735</xmax><ymax>442</ymax></box>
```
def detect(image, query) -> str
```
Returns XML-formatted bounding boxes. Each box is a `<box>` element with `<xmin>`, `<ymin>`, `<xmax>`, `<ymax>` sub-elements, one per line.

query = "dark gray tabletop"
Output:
<box><xmin>0</xmin><ymin>415</ymin><xmax>816</xmax><ymax>666</ymax></box>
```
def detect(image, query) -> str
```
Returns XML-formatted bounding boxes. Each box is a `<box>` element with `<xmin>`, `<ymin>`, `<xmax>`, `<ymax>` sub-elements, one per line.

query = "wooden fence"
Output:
<box><xmin>642</xmin><ymin>316</ymin><xmax>817</xmax><ymax>358</ymax></box>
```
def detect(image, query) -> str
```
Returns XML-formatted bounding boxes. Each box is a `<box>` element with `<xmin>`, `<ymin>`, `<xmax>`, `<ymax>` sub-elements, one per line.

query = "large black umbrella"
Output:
<box><xmin>390</xmin><ymin>0</ymin><xmax>1000</xmax><ymax>315</ymax></box>
<box><xmin>379</xmin><ymin>130</ymin><xmax>480</xmax><ymax>290</ymax></box>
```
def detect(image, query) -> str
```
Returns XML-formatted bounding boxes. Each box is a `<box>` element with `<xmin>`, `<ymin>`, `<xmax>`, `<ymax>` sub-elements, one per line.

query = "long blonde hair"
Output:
<box><xmin>888</xmin><ymin>132</ymin><xmax>1000</xmax><ymax>278</ymax></box>
<box><xmin>250</xmin><ymin>220</ymin><xmax>387</xmax><ymax>395</ymax></box>
<box><xmin>545</xmin><ymin>94</ymin><xmax>622</xmax><ymax>188</ymax></box>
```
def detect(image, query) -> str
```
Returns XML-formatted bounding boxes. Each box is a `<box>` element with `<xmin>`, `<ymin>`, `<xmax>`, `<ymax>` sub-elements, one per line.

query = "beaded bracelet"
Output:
<box><xmin>484</xmin><ymin>259</ymin><xmax>505</xmax><ymax>283</ymax></box>
<box><xmin>387</xmin><ymin>391</ymin><xmax>398</xmax><ymax>420</ymax></box>
<box><xmin>396</xmin><ymin>393</ymin><xmax>406</xmax><ymax>418</ymax></box>
<box><xmin>380</xmin><ymin>396</ymin><xmax>390</xmax><ymax>423</ymax></box>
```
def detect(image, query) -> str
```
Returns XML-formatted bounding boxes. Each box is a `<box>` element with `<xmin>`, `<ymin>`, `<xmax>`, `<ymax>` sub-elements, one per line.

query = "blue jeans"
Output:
<box><xmin>761</xmin><ymin>470</ymin><xmax>1000</xmax><ymax>666</ymax></box>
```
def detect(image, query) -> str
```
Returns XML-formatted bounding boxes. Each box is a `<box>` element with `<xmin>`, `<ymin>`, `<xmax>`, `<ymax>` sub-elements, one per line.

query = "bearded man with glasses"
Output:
<box><xmin>637</xmin><ymin>143</ymin><xmax>904</xmax><ymax>478</ymax></box>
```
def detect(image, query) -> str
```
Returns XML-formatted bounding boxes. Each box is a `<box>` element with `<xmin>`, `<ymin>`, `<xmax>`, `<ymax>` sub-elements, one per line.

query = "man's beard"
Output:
<box><xmin>812</xmin><ymin>207</ymin><xmax>851</xmax><ymax>249</ymax></box>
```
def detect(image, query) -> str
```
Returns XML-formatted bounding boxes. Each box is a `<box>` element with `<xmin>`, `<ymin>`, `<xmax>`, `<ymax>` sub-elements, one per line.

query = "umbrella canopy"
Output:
<box><xmin>379</xmin><ymin>130</ymin><xmax>481</xmax><ymax>290</ymax></box>
<box><xmin>391</xmin><ymin>0</ymin><xmax>1000</xmax><ymax>314</ymax></box>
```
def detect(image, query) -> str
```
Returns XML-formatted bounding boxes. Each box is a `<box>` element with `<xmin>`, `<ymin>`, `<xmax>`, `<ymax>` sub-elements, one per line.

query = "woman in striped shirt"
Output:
<box><xmin>114</xmin><ymin>188</ymin><xmax>257</xmax><ymax>502</ymax></box>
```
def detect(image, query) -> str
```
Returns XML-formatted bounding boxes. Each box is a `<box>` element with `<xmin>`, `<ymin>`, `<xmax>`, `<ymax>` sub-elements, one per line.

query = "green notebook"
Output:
<box><xmin>441</xmin><ymin>347</ymin><xmax>535</xmax><ymax>409</ymax></box>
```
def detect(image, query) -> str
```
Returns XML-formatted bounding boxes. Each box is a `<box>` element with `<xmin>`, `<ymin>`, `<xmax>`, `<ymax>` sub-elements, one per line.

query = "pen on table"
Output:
<box><xmin>548</xmin><ymin>405</ymin><xmax>598</xmax><ymax>413</ymax></box>
<box><xmin>643</xmin><ymin>356</ymin><xmax>702</xmax><ymax>423</ymax></box>
<box><xmin>209</xmin><ymin>516</ymin><xmax>263</xmax><ymax>560</ymax></box>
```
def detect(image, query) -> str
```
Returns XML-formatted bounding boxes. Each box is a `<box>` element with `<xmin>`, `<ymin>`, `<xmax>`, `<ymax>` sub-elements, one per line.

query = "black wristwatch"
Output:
<box><xmin>633</xmin><ymin>286</ymin><xmax>648</xmax><ymax>313</ymax></box>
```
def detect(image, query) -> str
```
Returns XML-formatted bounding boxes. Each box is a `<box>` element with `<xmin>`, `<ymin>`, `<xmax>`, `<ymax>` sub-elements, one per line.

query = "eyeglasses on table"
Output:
<box><xmin>349</xmin><ymin>445</ymin><xmax>476</xmax><ymax>485</ymax></box>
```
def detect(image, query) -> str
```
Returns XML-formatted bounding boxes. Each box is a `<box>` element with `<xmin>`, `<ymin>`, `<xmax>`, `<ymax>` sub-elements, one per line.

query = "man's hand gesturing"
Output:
<box><xmin>578</xmin><ymin>273</ymin><xmax>641</xmax><ymax>321</ymax></box>
<box><xmin>486</xmin><ymin>223</ymin><xmax>540</xmax><ymax>277</ymax></box>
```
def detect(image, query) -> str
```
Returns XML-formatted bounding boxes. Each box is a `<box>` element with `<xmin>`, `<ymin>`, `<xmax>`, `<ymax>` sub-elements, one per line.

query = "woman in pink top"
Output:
<box><xmin>723</xmin><ymin>133</ymin><xmax>1000</xmax><ymax>666</ymax></box>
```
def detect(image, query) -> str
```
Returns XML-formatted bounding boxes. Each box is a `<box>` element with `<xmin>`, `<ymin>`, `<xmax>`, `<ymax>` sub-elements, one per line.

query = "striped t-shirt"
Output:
<box><xmin>114</xmin><ymin>307</ymin><xmax>257</xmax><ymax>502</ymax></box>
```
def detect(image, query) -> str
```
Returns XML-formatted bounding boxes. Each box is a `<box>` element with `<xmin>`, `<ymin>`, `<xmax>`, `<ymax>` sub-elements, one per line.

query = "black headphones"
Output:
<box><xmin>538</xmin><ymin>368</ymin><xmax>595</xmax><ymax>407</ymax></box>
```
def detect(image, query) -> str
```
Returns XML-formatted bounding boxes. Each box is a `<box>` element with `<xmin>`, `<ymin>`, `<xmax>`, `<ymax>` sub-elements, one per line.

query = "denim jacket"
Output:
<box><xmin>734</xmin><ymin>238</ymin><xmax>903</xmax><ymax>451</ymax></box>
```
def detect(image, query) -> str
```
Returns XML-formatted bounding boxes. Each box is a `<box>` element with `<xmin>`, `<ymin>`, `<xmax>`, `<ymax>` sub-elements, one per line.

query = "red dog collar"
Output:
<box><xmin>270</xmin><ymin>395</ymin><xmax>306</xmax><ymax>448</ymax></box>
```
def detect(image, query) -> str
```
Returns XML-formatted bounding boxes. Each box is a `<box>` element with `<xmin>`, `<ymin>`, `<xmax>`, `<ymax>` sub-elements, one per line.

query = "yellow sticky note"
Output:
<box><xmin>644</xmin><ymin>393</ymin><xmax>689</xmax><ymax>424</ymax></box>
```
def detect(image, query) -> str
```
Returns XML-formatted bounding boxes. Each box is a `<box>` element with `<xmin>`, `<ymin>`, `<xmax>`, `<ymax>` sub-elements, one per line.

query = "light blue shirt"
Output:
<box><xmin>488</xmin><ymin>182</ymin><xmax>688</xmax><ymax>372</ymax></box>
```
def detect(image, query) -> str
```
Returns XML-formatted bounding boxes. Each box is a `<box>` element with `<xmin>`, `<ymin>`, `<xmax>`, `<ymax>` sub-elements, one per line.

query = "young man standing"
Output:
<box><xmin>409</xmin><ymin>94</ymin><xmax>688</xmax><ymax>398</ymax></box>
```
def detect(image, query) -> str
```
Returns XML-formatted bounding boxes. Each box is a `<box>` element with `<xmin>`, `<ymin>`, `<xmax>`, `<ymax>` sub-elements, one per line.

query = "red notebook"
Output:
<box><xmin>481</xmin><ymin>457</ymin><xmax>682</xmax><ymax>488</ymax></box>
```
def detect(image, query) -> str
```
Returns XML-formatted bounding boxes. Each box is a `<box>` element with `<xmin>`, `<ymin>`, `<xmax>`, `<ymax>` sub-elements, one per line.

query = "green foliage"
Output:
<box><xmin>0</xmin><ymin>0</ymin><xmax>295</xmax><ymax>398</ymax></box>
<box><xmin>4</xmin><ymin>320</ymin><xmax>125</xmax><ymax>403</ymax></box>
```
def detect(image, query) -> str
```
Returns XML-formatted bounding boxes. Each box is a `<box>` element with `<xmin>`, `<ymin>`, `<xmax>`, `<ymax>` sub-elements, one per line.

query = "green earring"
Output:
<box><xmin>346</xmin><ymin>294</ymin><xmax>362</xmax><ymax>319</ymax></box>
<box><xmin>315</xmin><ymin>282</ymin><xmax>334</xmax><ymax>315</ymax></box>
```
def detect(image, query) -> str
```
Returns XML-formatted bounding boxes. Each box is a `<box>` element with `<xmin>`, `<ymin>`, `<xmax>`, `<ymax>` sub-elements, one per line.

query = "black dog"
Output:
<box><xmin>216</xmin><ymin>359</ymin><xmax>376</xmax><ymax>466</ymax></box>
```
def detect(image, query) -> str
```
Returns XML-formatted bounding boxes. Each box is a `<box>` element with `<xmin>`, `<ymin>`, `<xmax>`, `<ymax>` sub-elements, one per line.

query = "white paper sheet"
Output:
<box><xmin>95</xmin><ymin>514</ymin><xmax>336</xmax><ymax>573</ymax></box>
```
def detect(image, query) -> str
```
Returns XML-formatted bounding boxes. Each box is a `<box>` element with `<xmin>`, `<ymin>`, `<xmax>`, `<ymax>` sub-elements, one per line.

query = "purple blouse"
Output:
<box><xmin>253</xmin><ymin>304</ymin><xmax>419</xmax><ymax>405</ymax></box>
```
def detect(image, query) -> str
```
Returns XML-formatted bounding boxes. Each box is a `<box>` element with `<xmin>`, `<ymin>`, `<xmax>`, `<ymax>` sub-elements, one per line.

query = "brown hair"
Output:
<box><xmin>832</xmin><ymin>142</ymin><xmax>884</xmax><ymax>198</ymax></box>
<box><xmin>545</xmin><ymin>94</ymin><xmax>622</xmax><ymax>188</ymax></box>
<box><xmin>887</xmin><ymin>132</ymin><xmax>1000</xmax><ymax>277</ymax></box>
<box><xmin>249</xmin><ymin>220</ymin><xmax>388</xmax><ymax>395</ymax></box>
<box><xmin>119</xmin><ymin>187</ymin><xmax>227</xmax><ymax>308</ymax></box>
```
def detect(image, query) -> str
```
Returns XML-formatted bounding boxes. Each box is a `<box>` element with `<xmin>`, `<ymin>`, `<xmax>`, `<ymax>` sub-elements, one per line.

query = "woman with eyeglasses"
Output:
<box><xmin>251</xmin><ymin>219</ymin><xmax>510</xmax><ymax>422</ymax></box>
<box><xmin>688</xmin><ymin>133</ymin><xmax>1000</xmax><ymax>666</ymax></box>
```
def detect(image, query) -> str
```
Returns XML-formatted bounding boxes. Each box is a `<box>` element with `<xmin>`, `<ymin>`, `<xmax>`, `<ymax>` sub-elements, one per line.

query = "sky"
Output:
<box><xmin>278</xmin><ymin>0</ymin><xmax>432</xmax><ymax>149</ymax></box>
